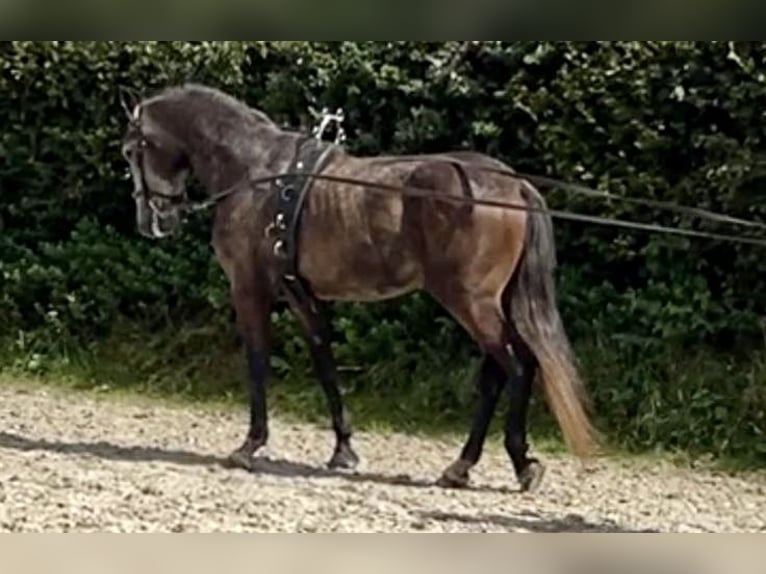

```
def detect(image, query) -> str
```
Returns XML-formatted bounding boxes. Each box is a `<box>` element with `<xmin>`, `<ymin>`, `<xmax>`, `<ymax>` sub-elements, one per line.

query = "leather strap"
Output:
<box><xmin>268</xmin><ymin>137</ymin><xmax>337</xmax><ymax>344</ymax></box>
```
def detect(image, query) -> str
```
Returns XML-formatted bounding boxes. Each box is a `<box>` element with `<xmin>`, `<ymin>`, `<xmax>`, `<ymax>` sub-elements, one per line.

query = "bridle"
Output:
<box><xmin>125</xmin><ymin>102</ymin><xmax>267</xmax><ymax>225</ymax></box>
<box><xmin>125</xmin><ymin>104</ymin><xmax>192</xmax><ymax>221</ymax></box>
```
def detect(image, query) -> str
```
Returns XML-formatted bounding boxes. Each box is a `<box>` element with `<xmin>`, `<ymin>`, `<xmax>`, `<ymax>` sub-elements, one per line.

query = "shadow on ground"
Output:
<box><xmin>0</xmin><ymin>431</ymin><xmax>502</xmax><ymax>492</ymax></box>
<box><xmin>0</xmin><ymin>431</ymin><xmax>655</xmax><ymax>533</ymax></box>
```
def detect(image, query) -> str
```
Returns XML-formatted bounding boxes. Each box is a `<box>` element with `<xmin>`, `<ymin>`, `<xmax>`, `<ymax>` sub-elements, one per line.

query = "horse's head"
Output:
<box><xmin>120</xmin><ymin>91</ymin><xmax>191</xmax><ymax>239</ymax></box>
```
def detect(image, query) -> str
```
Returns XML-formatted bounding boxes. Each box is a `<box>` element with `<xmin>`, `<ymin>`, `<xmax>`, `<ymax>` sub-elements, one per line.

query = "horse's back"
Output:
<box><xmin>297</xmin><ymin>150</ymin><xmax>528</xmax><ymax>302</ymax></box>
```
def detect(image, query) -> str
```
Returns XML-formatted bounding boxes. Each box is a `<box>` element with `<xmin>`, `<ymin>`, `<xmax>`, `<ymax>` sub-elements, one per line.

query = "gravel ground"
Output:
<box><xmin>0</xmin><ymin>383</ymin><xmax>764</xmax><ymax>533</ymax></box>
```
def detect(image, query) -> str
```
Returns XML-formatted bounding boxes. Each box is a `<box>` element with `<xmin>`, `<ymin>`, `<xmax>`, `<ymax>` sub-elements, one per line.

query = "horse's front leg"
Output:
<box><xmin>225</xmin><ymin>282</ymin><xmax>274</xmax><ymax>471</ymax></box>
<box><xmin>289</xmin><ymin>296</ymin><xmax>359</xmax><ymax>470</ymax></box>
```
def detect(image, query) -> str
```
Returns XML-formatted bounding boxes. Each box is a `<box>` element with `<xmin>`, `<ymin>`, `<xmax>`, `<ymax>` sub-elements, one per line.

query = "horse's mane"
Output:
<box><xmin>149</xmin><ymin>83</ymin><xmax>277</xmax><ymax>129</ymax></box>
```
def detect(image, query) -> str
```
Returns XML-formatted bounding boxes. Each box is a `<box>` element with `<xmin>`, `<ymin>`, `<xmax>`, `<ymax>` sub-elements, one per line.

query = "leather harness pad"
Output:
<box><xmin>268</xmin><ymin>136</ymin><xmax>337</xmax><ymax>341</ymax></box>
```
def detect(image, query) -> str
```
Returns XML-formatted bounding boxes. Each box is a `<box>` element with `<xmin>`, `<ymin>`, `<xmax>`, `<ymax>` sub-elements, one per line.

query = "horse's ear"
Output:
<box><xmin>118</xmin><ymin>87</ymin><xmax>141</xmax><ymax>123</ymax></box>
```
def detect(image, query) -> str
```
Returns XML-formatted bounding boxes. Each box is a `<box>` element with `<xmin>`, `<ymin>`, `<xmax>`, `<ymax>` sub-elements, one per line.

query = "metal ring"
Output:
<box><xmin>280</xmin><ymin>186</ymin><xmax>294</xmax><ymax>201</ymax></box>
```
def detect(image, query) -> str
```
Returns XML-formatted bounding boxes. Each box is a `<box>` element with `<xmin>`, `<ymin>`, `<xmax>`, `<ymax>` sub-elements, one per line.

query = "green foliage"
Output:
<box><xmin>1</xmin><ymin>41</ymin><xmax>765</xmax><ymax>465</ymax></box>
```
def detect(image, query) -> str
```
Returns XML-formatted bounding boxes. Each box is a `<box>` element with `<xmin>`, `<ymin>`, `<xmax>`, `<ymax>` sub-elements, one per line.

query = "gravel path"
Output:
<box><xmin>0</xmin><ymin>383</ymin><xmax>764</xmax><ymax>533</ymax></box>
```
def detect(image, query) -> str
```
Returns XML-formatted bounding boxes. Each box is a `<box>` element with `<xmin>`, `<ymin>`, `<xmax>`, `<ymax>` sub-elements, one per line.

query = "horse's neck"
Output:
<box><xmin>243</xmin><ymin>127</ymin><xmax>304</xmax><ymax>181</ymax></box>
<box><xmin>190</xmin><ymin>121</ymin><xmax>300</xmax><ymax>196</ymax></box>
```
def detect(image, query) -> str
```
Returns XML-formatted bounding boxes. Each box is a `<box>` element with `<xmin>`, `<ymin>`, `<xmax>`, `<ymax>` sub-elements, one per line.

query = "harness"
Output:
<box><xmin>267</xmin><ymin>136</ymin><xmax>338</xmax><ymax>342</ymax></box>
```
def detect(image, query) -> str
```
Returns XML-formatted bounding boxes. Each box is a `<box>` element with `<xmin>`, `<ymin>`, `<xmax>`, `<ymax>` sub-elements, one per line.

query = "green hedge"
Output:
<box><xmin>1</xmin><ymin>42</ymin><xmax>765</xmax><ymax>462</ymax></box>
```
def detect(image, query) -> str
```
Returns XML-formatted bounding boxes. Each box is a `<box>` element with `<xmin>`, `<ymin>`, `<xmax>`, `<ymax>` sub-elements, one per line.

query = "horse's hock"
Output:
<box><xmin>0</xmin><ymin>383</ymin><xmax>764</xmax><ymax>533</ymax></box>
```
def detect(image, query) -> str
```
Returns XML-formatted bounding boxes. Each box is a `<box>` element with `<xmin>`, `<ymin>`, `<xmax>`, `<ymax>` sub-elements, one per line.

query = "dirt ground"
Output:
<box><xmin>0</xmin><ymin>382</ymin><xmax>764</xmax><ymax>532</ymax></box>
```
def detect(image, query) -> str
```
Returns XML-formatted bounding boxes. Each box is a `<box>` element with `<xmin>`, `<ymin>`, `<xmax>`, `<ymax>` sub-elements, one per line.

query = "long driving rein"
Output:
<box><xmin>191</xmin><ymin>167</ymin><xmax>766</xmax><ymax>250</ymax></box>
<box><xmin>125</xmin><ymin>104</ymin><xmax>766</xmax><ymax>249</ymax></box>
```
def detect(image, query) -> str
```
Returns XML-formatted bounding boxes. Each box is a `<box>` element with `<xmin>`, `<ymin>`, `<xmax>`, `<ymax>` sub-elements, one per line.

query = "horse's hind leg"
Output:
<box><xmin>434</xmin><ymin>293</ymin><xmax>543</xmax><ymax>491</ymax></box>
<box><xmin>433</xmin><ymin>295</ymin><xmax>513</xmax><ymax>487</ymax></box>
<box><xmin>436</xmin><ymin>352</ymin><xmax>505</xmax><ymax>488</ymax></box>
<box><xmin>502</xmin><ymin>326</ymin><xmax>545</xmax><ymax>492</ymax></box>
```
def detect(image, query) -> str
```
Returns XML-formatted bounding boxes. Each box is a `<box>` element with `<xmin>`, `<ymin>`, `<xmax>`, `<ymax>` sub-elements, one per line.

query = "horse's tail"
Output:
<box><xmin>507</xmin><ymin>180</ymin><xmax>600</xmax><ymax>459</ymax></box>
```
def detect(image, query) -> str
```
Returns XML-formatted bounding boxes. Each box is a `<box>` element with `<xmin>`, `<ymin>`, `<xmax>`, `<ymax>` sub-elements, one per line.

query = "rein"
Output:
<box><xmin>125</xmin><ymin>102</ymin><xmax>766</xmax><ymax>248</ymax></box>
<box><xmin>368</xmin><ymin>154</ymin><xmax>766</xmax><ymax>233</ymax></box>
<box><xmin>175</xmin><ymin>164</ymin><xmax>766</xmax><ymax>249</ymax></box>
<box><xmin>207</xmin><ymin>170</ymin><xmax>766</xmax><ymax>248</ymax></box>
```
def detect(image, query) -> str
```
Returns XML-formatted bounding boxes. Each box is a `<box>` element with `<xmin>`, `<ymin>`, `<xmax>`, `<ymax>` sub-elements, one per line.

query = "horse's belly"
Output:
<box><xmin>298</xmin><ymin>241</ymin><xmax>424</xmax><ymax>302</ymax></box>
<box><xmin>312</xmin><ymin>280</ymin><xmax>420</xmax><ymax>303</ymax></box>
<box><xmin>297</xmin><ymin>178</ymin><xmax>424</xmax><ymax>302</ymax></box>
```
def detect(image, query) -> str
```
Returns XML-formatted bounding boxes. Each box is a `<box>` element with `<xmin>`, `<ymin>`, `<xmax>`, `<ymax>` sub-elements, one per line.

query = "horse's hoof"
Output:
<box><xmin>436</xmin><ymin>460</ymin><xmax>471</xmax><ymax>489</ymax></box>
<box><xmin>328</xmin><ymin>444</ymin><xmax>360</xmax><ymax>470</ymax></box>
<box><xmin>518</xmin><ymin>459</ymin><xmax>545</xmax><ymax>493</ymax></box>
<box><xmin>224</xmin><ymin>449</ymin><xmax>256</xmax><ymax>472</ymax></box>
